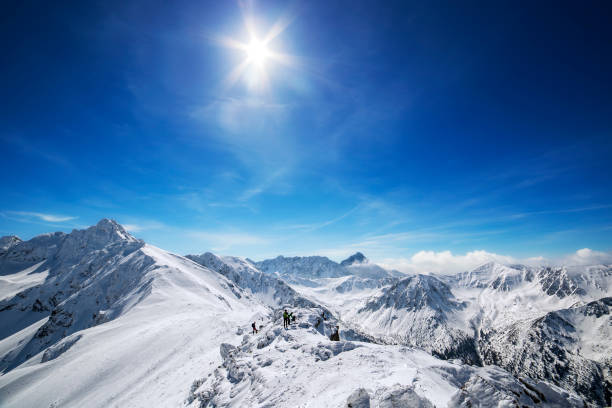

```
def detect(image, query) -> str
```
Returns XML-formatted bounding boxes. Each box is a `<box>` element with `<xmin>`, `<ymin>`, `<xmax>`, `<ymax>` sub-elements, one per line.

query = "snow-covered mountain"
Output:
<box><xmin>0</xmin><ymin>236</ymin><xmax>21</xmax><ymax>254</ymax></box>
<box><xmin>185</xmin><ymin>252</ymin><xmax>326</xmax><ymax>311</ymax></box>
<box><xmin>0</xmin><ymin>221</ymin><xmax>609</xmax><ymax>407</ymax></box>
<box><xmin>253</xmin><ymin>252</ymin><xmax>402</xmax><ymax>293</ymax></box>
<box><xmin>479</xmin><ymin>297</ymin><xmax>612</xmax><ymax>407</ymax></box>
<box><xmin>439</xmin><ymin>262</ymin><xmax>611</xmax><ymax>405</ymax></box>
<box><xmin>187</xmin><ymin>306</ymin><xmax>584</xmax><ymax>407</ymax></box>
<box><xmin>254</xmin><ymin>252</ymin><xmax>401</xmax><ymax>281</ymax></box>
<box><xmin>0</xmin><ymin>220</ymin><xmax>270</xmax><ymax>407</ymax></box>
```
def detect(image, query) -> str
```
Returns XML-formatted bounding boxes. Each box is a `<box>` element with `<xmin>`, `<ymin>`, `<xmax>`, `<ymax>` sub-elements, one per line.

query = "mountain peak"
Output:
<box><xmin>0</xmin><ymin>235</ymin><xmax>22</xmax><ymax>251</ymax></box>
<box><xmin>96</xmin><ymin>218</ymin><xmax>121</xmax><ymax>229</ymax></box>
<box><xmin>340</xmin><ymin>252</ymin><xmax>367</xmax><ymax>266</ymax></box>
<box><xmin>84</xmin><ymin>218</ymin><xmax>137</xmax><ymax>243</ymax></box>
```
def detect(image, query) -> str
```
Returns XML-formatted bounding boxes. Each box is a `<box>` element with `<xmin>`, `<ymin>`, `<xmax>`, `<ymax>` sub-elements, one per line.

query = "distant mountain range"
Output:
<box><xmin>0</xmin><ymin>220</ymin><xmax>609</xmax><ymax>407</ymax></box>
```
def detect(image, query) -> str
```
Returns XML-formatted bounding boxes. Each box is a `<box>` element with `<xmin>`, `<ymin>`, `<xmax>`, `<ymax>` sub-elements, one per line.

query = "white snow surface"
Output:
<box><xmin>0</xmin><ymin>225</ymin><xmax>269</xmax><ymax>408</ymax></box>
<box><xmin>186</xmin><ymin>308</ymin><xmax>583</xmax><ymax>408</ymax></box>
<box><xmin>0</xmin><ymin>261</ymin><xmax>48</xmax><ymax>301</ymax></box>
<box><xmin>0</xmin><ymin>222</ymin><xmax>608</xmax><ymax>407</ymax></box>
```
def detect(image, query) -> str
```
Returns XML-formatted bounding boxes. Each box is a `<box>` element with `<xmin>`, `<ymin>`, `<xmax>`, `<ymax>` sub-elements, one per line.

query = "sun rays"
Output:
<box><xmin>214</xmin><ymin>11</ymin><xmax>298</xmax><ymax>91</ymax></box>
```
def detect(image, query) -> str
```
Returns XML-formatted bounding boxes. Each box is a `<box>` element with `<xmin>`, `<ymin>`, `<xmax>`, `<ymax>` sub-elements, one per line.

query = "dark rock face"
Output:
<box><xmin>359</xmin><ymin>275</ymin><xmax>463</xmax><ymax>314</ymax></box>
<box><xmin>341</xmin><ymin>252</ymin><xmax>367</xmax><ymax>266</ymax></box>
<box><xmin>358</xmin><ymin>275</ymin><xmax>481</xmax><ymax>365</ymax></box>
<box><xmin>537</xmin><ymin>267</ymin><xmax>582</xmax><ymax>298</ymax></box>
<box><xmin>255</xmin><ymin>255</ymin><xmax>348</xmax><ymax>279</ymax></box>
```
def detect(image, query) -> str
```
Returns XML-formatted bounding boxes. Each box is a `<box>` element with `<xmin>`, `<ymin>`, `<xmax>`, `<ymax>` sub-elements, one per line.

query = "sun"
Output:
<box><xmin>246</xmin><ymin>39</ymin><xmax>269</xmax><ymax>66</ymax></box>
<box><xmin>214</xmin><ymin>12</ymin><xmax>298</xmax><ymax>90</ymax></box>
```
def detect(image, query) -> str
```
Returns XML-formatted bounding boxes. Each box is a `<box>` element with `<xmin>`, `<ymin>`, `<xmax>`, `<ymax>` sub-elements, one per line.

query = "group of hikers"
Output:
<box><xmin>282</xmin><ymin>309</ymin><xmax>296</xmax><ymax>328</ymax></box>
<box><xmin>250</xmin><ymin>309</ymin><xmax>340</xmax><ymax>341</ymax></box>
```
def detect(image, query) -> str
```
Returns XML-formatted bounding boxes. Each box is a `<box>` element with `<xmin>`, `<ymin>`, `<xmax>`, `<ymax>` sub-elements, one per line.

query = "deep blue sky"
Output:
<box><xmin>1</xmin><ymin>0</ymin><xmax>611</xmax><ymax>268</ymax></box>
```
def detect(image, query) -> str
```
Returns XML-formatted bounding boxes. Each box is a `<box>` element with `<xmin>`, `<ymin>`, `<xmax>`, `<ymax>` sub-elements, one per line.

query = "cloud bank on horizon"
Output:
<box><xmin>0</xmin><ymin>1</ymin><xmax>610</xmax><ymax>261</ymax></box>
<box><xmin>380</xmin><ymin>248</ymin><xmax>612</xmax><ymax>275</ymax></box>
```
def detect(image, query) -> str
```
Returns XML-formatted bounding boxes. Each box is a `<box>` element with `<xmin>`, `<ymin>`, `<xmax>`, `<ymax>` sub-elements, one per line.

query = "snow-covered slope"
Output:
<box><xmin>255</xmin><ymin>255</ymin><xmax>348</xmax><ymax>280</ymax></box>
<box><xmin>252</xmin><ymin>253</ymin><xmax>403</xmax><ymax>320</ymax></box>
<box><xmin>185</xmin><ymin>252</ymin><xmax>325</xmax><ymax>311</ymax></box>
<box><xmin>0</xmin><ymin>222</ymin><xmax>609</xmax><ymax>407</ymax></box>
<box><xmin>345</xmin><ymin>274</ymin><xmax>480</xmax><ymax>365</ymax></box>
<box><xmin>0</xmin><ymin>220</ymin><xmax>269</xmax><ymax>407</ymax></box>
<box><xmin>480</xmin><ymin>297</ymin><xmax>612</xmax><ymax>407</ymax></box>
<box><xmin>438</xmin><ymin>261</ymin><xmax>612</xmax><ymax>406</ymax></box>
<box><xmin>186</xmin><ymin>306</ymin><xmax>584</xmax><ymax>407</ymax></box>
<box><xmin>254</xmin><ymin>252</ymin><xmax>400</xmax><ymax>284</ymax></box>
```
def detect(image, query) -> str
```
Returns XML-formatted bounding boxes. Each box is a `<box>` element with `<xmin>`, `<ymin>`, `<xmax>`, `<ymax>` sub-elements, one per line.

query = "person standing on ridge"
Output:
<box><xmin>252</xmin><ymin>322</ymin><xmax>258</xmax><ymax>334</ymax></box>
<box><xmin>330</xmin><ymin>326</ymin><xmax>340</xmax><ymax>341</ymax></box>
<box><xmin>283</xmin><ymin>309</ymin><xmax>289</xmax><ymax>329</ymax></box>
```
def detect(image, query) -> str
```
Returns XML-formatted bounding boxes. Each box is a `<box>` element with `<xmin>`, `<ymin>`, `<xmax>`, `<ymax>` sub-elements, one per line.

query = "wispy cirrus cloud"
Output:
<box><xmin>4</xmin><ymin>211</ymin><xmax>77</xmax><ymax>223</ymax></box>
<box><xmin>122</xmin><ymin>220</ymin><xmax>166</xmax><ymax>233</ymax></box>
<box><xmin>509</xmin><ymin>204</ymin><xmax>612</xmax><ymax>219</ymax></box>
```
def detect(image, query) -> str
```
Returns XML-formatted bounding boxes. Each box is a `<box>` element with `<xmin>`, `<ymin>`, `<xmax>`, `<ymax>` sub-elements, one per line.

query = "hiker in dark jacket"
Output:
<box><xmin>252</xmin><ymin>322</ymin><xmax>258</xmax><ymax>334</ymax></box>
<box><xmin>283</xmin><ymin>309</ymin><xmax>289</xmax><ymax>329</ymax></box>
<box><xmin>330</xmin><ymin>326</ymin><xmax>340</xmax><ymax>341</ymax></box>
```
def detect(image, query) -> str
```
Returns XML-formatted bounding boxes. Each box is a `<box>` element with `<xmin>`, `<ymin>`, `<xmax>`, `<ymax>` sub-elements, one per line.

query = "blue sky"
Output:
<box><xmin>1</xmin><ymin>1</ymin><xmax>611</xmax><ymax>269</ymax></box>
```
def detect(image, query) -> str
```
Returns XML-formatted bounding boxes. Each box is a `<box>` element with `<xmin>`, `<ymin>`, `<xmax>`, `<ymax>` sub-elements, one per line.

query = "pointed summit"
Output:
<box><xmin>340</xmin><ymin>252</ymin><xmax>367</xmax><ymax>266</ymax></box>
<box><xmin>73</xmin><ymin>218</ymin><xmax>138</xmax><ymax>247</ymax></box>
<box><xmin>0</xmin><ymin>235</ymin><xmax>22</xmax><ymax>251</ymax></box>
<box><xmin>92</xmin><ymin>218</ymin><xmax>136</xmax><ymax>242</ymax></box>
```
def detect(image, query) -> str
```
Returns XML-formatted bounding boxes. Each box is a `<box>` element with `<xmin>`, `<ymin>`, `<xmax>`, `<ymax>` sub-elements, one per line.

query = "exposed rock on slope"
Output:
<box><xmin>479</xmin><ymin>297</ymin><xmax>612</xmax><ymax>407</ymax></box>
<box><xmin>0</xmin><ymin>220</ymin><xmax>256</xmax><ymax>374</ymax></box>
<box><xmin>185</xmin><ymin>252</ymin><xmax>324</xmax><ymax>310</ymax></box>
<box><xmin>0</xmin><ymin>236</ymin><xmax>22</xmax><ymax>255</ymax></box>
<box><xmin>341</xmin><ymin>252</ymin><xmax>367</xmax><ymax>266</ymax></box>
<box><xmin>351</xmin><ymin>274</ymin><xmax>480</xmax><ymax>364</ymax></box>
<box><xmin>255</xmin><ymin>255</ymin><xmax>348</xmax><ymax>279</ymax></box>
<box><xmin>186</xmin><ymin>307</ymin><xmax>584</xmax><ymax>408</ymax></box>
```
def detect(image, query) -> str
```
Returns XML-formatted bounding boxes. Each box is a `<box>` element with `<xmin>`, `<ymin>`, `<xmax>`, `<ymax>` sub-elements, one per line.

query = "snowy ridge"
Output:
<box><xmin>0</xmin><ymin>221</ymin><xmax>609</xmax><ymax>407</ymax></box>
<box><xmin>254</xmin><ymin>252</ymin><xmax>400</xmax><ymax>283</ymax></box>
<box><xmin>255</xmin><ymin>255</ymin><xmax>348</xmax><ymax>279</ymax></box>
<box><xmin>0</xmin><ymin>220</ymin><xmax>270</xmax><ymax>407</ymax></box>
<box><xmin>186</xmin><ymin>306</ymin><xmax>584</xmax><ymax>407</ymax></box>
<box><xmin>479</xmin><ymin>297</ymin><xmax>612</xmax><ymax>407</ymax></box>
<box><xmin>185</xmin><ymin>252</ymin><xmax>325</xmax><ymax>311</ymax></box>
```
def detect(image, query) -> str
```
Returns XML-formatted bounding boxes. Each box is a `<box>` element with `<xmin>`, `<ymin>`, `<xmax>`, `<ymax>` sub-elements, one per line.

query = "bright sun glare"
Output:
<box><xmin>246</xmin><ymin>39</ymin><xmax>269</xmax><ymax>66</ymax></box>
<box><xmin>215</xmin><ymin>11</ymin><xmax>297</xmax><ymax>90</ymax></box>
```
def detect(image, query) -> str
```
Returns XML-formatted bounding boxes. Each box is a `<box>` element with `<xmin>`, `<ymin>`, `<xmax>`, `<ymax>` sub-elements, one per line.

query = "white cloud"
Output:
<box><xmin>122</xmin><ymin>220</ymin><xmax>166</xmax><ymax>233</ymax></box>
<box><xmin>378</xmin><ymin>248</ymin><xmax>612</xmax><ymax>275</ymax></box>
<box><xmin>8</xmin><ymin>211</ymin><xmax>77</xmax><ymax>223</ymax></box>
<box><xmin>562</xmin><ymin>248</ymin><xmax>612</xmax><ymax>265</ymax></box>
<box><xmin>380</xmin><ymin>250</ymin><xmax>517</xmax><ymax>274</ymax></box>
<box><xmin>122</xmin><ymin>224</ymin><xmax>143</xmax><ymax>232</ymax></box>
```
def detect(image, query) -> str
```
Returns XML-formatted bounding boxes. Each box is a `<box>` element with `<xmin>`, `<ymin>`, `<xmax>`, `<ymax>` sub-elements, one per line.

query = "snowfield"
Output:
<box><xmin>187</xmin><ymin>308</ymin><xmax>583</xmax><ymax>408</ymax></box>
<box><xmin>0</xmin><ymin>220</ymin><xmax>610</xmax><ymax>407</ymax></box>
